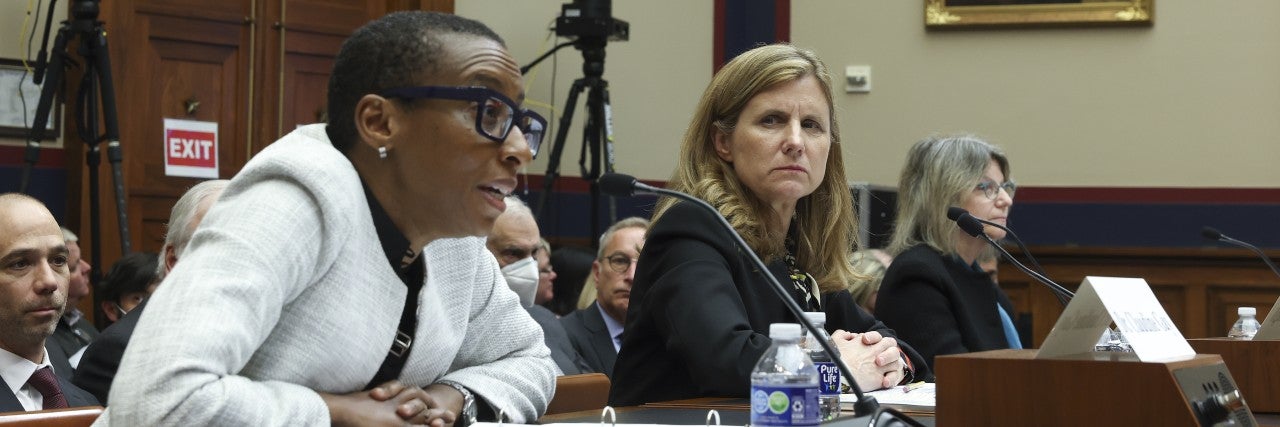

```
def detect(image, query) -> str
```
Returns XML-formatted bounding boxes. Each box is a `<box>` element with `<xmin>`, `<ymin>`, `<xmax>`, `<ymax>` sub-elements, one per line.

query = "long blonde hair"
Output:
<box><xmin>653</xmin><ymin>44</ymin><xmax>858</xmax><ymax>294</ymax></box>
<box><xmin>888</xmin><ymin>134</ymin><xmax>1010</xmax><ymax>257</ymax></box>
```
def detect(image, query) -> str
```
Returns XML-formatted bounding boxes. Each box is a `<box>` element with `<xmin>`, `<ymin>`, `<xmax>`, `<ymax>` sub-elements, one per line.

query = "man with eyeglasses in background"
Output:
<box><xmin>561</xmin><ymin>217</ymin><xmax>648</xmax><ymax>379</ymax></box>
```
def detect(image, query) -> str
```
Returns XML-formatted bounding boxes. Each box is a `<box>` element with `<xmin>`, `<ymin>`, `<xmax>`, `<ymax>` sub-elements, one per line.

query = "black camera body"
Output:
<box><xmin>555</xmin><ymin>0</ymin><xmax>629</xmax><ymax>42</ymax></box>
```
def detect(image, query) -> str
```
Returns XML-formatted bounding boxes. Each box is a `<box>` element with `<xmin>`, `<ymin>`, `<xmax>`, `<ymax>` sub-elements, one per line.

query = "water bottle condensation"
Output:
<box><xmin>751</xmin><ymin>323</ymin><xmax>820</xmax><ymax>426</ymax></box>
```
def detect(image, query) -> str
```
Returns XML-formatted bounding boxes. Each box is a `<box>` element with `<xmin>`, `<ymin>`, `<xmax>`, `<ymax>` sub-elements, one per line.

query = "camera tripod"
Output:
<box><xmin>532</xmin><ymin>39</ymin><xmax>619</xmax><ymax>243</ymax></box>
<box><xmin>24</xmin><ymin>0</ymin><xmax>132</xmax><ymax>324</ymax></box>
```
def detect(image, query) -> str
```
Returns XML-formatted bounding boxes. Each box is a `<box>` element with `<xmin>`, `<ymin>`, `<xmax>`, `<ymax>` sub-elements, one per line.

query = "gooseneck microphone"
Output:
<box><xmin>946</xmin><ymin>207</ymin><xmax>1047</xmax><ymax>276</ymax></box>
<box><xmin>599</xmin><ymin>173</ymin><xmax>921</xmax><ymax>426</ymax></box>
<box><xmin>1202</xmin><ymin>226</ymin><xmax>1280</xmax><ymax>280</ymax></box>
<box><xmin>947</xmin><ymin>207</ymin><xmax>1073</xmax><ymax>306</ymax></box>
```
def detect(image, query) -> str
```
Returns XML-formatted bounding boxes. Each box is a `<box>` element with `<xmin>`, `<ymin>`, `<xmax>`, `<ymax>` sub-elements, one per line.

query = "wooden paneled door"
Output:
<box><xmin>255</xmin><ymin>0</ymin><xmax>387</xmax><ymax>148</ymax></box>
<box><xmin>65</xmin><ymin>0</ymin><xmax>453</xmax><ymax>323</ymax></box>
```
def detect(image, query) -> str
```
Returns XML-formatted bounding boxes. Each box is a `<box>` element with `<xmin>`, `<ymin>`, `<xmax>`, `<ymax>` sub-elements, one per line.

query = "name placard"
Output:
<box><xmin>1038</xmin><ymin>276</ymin><xmax>1194</xmax><ymax>361</ymax></box>
<box><xmin>1250</xmin><ymin>297</ymin><xmax>1280</xmax><ymax>340</ymax></box>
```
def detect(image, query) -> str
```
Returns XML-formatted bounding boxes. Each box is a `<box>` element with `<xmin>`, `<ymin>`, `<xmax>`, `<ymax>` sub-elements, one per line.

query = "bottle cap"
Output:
<box><xmin>1239</xmin><ymin>307</ymin><xmax>1256</xmax><ymax>316</ymax></box>
<box><xmin>802</xmin><ymin>312</ymin><xmax>826</xmax><ymax>326</ymax></box>
<box><xmin>769</xmin><ymin>323</ymin><xmax>802</xmax><ymax>339</ymax></box>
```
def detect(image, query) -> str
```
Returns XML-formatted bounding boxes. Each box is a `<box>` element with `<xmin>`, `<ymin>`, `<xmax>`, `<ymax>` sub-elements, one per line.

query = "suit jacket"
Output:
<box><xmin>526</xmin><ymin>305</ymin><xmax>591</xmax><ymax>376</ymax></box>
<box><xmin>43</xmin><ymin>342</ymin><xmax>75</xmax><ymax>382</ymax></box>
<box><xmin>46</xmin><ymin>312</ymin><xmax>99</xmax><ymax>379</ymax></box>
<box><xmin>0</xmin><ymin>358</ymin><xmax>101</xmax><ymax>412</ymax></box>
<box><xmin>560</xmin><ymin>302</ymin><xmax>618</xmax><ymax>378</ymax></box>
<box><xmin>876</xmin><ymin>244</ymin><xmax>1018</xmax><ymax>371</ymax></box>
<box><xmin>608</xmin><ymin>202</ymin><xmax>930</xmax><ymax>407</ymax></box>
<box><xmin>72</xmin><ymin>299</ymin><xmax>148</xmax><ymax>405</ymax></box>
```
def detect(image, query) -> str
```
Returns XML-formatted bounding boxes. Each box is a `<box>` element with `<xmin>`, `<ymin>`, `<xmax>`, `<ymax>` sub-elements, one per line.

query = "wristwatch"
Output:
<box><xmin>435</xmin><ymin>380</ymin><xmax>477</xmax><ymax>427</ymax></box>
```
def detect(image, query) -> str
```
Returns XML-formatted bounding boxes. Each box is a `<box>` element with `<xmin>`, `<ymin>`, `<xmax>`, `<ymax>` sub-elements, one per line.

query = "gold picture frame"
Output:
<box><xmin>925</xmin><ymin>0</ymin><xmax>1153</xmax><ymax>29</ymax></box>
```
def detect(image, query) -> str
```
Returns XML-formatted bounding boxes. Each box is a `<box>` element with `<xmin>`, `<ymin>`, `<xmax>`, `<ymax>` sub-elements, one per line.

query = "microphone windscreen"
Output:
<box><xmin>598</xmin><ymin>173</ymin><xmax>638</xmax><ymax>197</ymax></box>
<box><xmin>947</xmin><ymin>206</ymin><xmax>968</xmax><ymax>221</ymax></box>
<box><xmin>956</xmin><ymin>213</ymin><xmax>986</xmax><ymax>238</ymax></box>
<box><xmin>1198</xmin><ymin>226</ymin><xmax>1218</xmax><ymax>240</ymax></box>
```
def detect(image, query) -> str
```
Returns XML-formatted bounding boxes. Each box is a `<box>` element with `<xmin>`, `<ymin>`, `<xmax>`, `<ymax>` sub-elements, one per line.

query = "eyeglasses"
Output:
<box><xmin>975</xmin><ymin>180</ymin><xmax>1017</xmax><ymax>200</ymax></box>
<box><xmin>378</xmin><ymin>86</ymin><xmax>547</xmax><ymax>157</ymax></box>
<box><xmin>604</xmin><ymin>254</ymin><xmax>638</xmax><ymax>274</ymax></box>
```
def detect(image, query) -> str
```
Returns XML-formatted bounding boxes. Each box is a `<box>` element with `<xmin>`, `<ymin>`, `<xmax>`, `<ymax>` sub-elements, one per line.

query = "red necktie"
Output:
<box><xmin>27</xmin><ymin>367</ymin><xmax>68</xmax><ymax>409</ymax></box>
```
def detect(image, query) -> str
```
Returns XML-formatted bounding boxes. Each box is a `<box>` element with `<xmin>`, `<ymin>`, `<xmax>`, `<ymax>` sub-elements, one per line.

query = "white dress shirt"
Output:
<box><xmin>0</xmin><ymin>347</ymin><xmax>55</xmax><ymax>411</ymax></box>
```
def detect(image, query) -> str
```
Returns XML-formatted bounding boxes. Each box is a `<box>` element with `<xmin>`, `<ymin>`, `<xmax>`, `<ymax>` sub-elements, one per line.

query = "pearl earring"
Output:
<box><xmin>378</xmin><ymin>146</ymin><xmax>388</xmax><ymax>159</ymax></box>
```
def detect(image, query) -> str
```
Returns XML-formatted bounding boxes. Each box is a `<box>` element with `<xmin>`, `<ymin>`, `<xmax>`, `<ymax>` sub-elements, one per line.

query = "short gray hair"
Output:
<box><xmin>61</xmin><ymin>227</ymin><xmax>79</xmax><ymax>242</ymax></box>
<box><xmin>157</xmin><ymin>180</ymin><xmax>230</xmax><ymax>278</ymax></box>
<box><xmin>596</xmin><ymin>217</ymin><xmax>650</xmax><ymax>259</ymax></box>
<box><xmin>888</xmin><ymin>134</ymin><xmax>1010</xmax><ymax>257</ymax></box>
<box><xmin>503</xmin><ymin>196</ymin><xmax>534</xmax><ymax>221</ymax></box>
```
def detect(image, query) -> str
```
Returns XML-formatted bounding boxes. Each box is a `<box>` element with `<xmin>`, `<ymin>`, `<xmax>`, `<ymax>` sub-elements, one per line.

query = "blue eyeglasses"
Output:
<box><xmin>378</xmin><ymin>86</ymin><xmax>546</xmax><ymax>157</ymax></box>
<box><xmin>974</xmin><ymin>180</ymin><xmax>1017</xmax><ymax>200</ymax></box>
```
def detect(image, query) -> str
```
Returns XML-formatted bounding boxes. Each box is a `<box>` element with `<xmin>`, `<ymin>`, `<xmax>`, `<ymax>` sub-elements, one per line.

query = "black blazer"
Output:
<box><xmin>0</xmin><ymin>360</ymin><xmax>100</xmax><ymax>412</ymax></box>
<box><xmin>876</xmin><ymin>244</ymin><xmax>1018</xmax><ymax>371</ymax></box>
<box><xmin>560</xmin><ymin>302</ymin><xmax>619</xmax><ymax>378</ymax></box>
<box><xmin>72</xmin><ymin>299</ymin><xmax>148</xmax><ymax>405</ymax></box>
<box><xmin>45</xmin><ymin>314</ymin><xmax>98</xmax><ymax>380</ymax></box>
<box><xmin>608</xmin><ymin>202</ymin><xmax>929</xmax><ymax>407</ymax></box>
<box><xmin>526</xmin><ymin>305</ymin><xmax>592</xmax><ymax>376</ymax></box>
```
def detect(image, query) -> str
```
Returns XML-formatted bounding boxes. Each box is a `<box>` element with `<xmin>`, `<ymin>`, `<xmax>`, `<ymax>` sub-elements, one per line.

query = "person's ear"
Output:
<box><xmin>354</xmin><ymin>94</ymin><xmax>398</xmax><ymax>155</ymax></box>
<box><xmin>102</xmin><ymin>301</ymin><xmax>119</xmax><ymax>323</ymax></box>
<box><xmin>164</xmin><ymin>244</ymin><xmax>179</xmax><ymax>273</ymax></box>
<box><xmin>713</xmin><ymin>129</ymin><xmax>733</xmax><ymax>163</ymax></box>
<box><xmin>591</xmin><ymin>260</ymin><xmax>604</xmax><ymax>285</ymax></box>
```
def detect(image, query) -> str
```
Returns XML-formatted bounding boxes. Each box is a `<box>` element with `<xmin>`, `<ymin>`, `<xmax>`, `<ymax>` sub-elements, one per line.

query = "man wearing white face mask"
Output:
<box><xmin>487</xmin><ymin>197</ymin><xmax>590</xmax><ymax>375</ymax></box>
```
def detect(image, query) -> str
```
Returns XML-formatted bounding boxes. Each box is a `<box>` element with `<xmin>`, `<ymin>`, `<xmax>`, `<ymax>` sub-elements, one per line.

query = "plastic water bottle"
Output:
<box><xmin>750</xmin><ymin>323</ymin><xmax>820</xmax><ymax>426</ymax></box>
<box><xmin>801</xmin><ymin>312</ymin><xmax>841</xmax><ymax>421</ymax></box>
<box><xmin>1228</xmin><ymin>307</ymin><xmax>1261</xmax><ymax>340</ymax></box>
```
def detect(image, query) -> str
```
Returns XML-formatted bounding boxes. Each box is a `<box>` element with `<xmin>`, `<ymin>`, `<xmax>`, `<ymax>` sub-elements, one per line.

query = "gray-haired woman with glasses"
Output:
<box><xmin>876</xmin><ymin>134</ymin><xmax>1022</xmax><ymax>371</ymax></box>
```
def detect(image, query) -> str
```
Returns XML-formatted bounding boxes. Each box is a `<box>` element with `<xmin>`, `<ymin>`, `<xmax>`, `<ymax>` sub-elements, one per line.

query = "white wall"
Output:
<box><xmin>12</xmin><ymin>1</ymin><xmax>1275</xmax><ymax>188</ymax></box>
<box><xmin>467</xmin><ymin>0</ymin><xmax>1280</xmax><ymax>188</ymax></box>
<box><xmin>457</xmin><ymin>0</ymin><xmax>713</xmax><ymax>182</ymax></box>
<box><xmin>794</xmin><ymin>0</ymin><xmax>1280</xmax><ymax>188</ymax></box>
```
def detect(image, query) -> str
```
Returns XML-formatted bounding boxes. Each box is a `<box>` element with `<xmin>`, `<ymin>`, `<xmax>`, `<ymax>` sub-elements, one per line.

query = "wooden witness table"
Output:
<box><xmin>537</xmin><ymin>397</ymin><xmax>937</xmax><ymax>425</ymax></box>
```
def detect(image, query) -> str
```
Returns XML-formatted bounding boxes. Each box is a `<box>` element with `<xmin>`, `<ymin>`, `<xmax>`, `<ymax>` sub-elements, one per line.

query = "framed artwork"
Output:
<box><xmin>0</xmin><ymin>58</ymin><xmax>61</xmax><ymax>139</ymax></box>
<box><xmin>926</xmin><ymin>0</ymin><xmax>1154</xmax><ymax>29</ymax></box>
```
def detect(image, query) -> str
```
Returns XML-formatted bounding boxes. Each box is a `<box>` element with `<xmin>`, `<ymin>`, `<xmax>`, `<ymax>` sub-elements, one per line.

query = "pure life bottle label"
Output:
<box><xmin>816</xmin><ymin>362</ymin><xmax>839</xmax><ymax>394</ymax></box>
<box><xmin>750</xmin><ymin>385</ymin><xmax>819</xmax><ymax>426</ymax></box>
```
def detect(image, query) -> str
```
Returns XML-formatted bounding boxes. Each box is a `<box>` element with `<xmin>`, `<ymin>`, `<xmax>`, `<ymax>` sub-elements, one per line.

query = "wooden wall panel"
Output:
<box><xmin>999</xmin><ymin>246</ymin><xmax>1280</xmax><ymax>346</ymax></box>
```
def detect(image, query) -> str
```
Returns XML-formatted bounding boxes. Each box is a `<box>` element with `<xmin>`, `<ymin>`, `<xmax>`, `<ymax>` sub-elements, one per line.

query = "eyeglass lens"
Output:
<box><xmin>607</xmin><ymin>255</ymin><xmax>635</xmax><ymax>273</ymax></box>
<box><xmin>480</xmin><ymin>97</ymin><xmax>543</xmax><ymax>157</ymax></box>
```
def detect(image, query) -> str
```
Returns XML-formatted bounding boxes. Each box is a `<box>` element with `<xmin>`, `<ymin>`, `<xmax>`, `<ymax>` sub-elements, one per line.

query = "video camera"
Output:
<box><xmin>555</xmin><ymin>0</ymin><xmax>629</xmax><ymax>43</ymax></box>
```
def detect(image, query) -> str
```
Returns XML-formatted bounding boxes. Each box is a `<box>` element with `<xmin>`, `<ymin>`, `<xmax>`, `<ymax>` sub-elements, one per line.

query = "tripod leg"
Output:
<box><xmin>19</xmin><ymin>25</ymin><xmax>72</xmax><ymax>193</ymax></box>
<box><xmin>535</xmin><ymin>78</ymin><xmax>588</xmax><ymax>222</ymax></box>
<box><xmin>581</xmin><ymin>81</ymin><xmax>606</xmax><ymax>240</ymax></box>
<box><xmin>598</xmin><ymin>82</ymin><xmax>618</xmax><ymax>224</ymax></box>
<box><xmin>89</xmin><ymin>26</ymin><xmax>132</xmax><ymax>255</ymax></box>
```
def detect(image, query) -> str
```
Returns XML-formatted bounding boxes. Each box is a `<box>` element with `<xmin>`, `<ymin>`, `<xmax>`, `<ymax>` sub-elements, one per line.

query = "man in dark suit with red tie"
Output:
<box><xmin>561</xmin><ymin>217</ymin><xmax>649</xmax><ymax>378</ymax></box>
<box><xmin>0</xmin><ymin>193</ymin><xmax>98</xmax><ymax>412</ymax></box>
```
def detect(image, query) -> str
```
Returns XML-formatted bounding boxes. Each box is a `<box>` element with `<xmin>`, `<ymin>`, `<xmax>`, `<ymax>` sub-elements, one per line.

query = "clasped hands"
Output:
<box><xmin>322</xmin><ymin>381</ymin><xmax>463</xmax><ymax>427</ymax></box>
<box><xmin>830</xmin><ymin>330</ymin><xmax>905</xmax><ymax>392</ymax></box>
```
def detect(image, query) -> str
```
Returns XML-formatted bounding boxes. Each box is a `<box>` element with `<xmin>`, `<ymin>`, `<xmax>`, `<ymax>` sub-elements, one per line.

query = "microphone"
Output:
<box><xmin>947</xmin><ymin>207</ymin><xmax>1048</xmax><ymax>275</ymax></box>
<box><xmin>948</xmin><ymin>207</ymin><xmax>1073</xmax><ymax>306</ymax></box>
<box><xmin>599</xmin><ymin>173</ymin><xmax>920</xmax><ymax>425</ymax></box>
<box><xmin>1202</xmin><ymin>226</ymin><xmax>1280</xmax><ymax>280</ymax></box>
